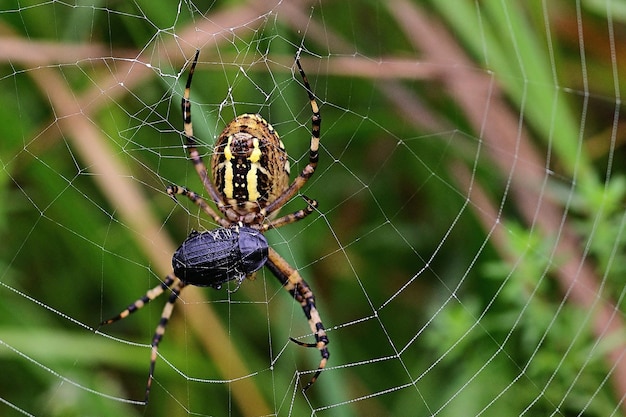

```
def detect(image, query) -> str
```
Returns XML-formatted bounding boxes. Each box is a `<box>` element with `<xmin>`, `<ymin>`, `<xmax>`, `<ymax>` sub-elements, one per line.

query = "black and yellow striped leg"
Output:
<box><xmin>261</xmin><ymin>196</ymin><xmax>318</xmax><ymax>231</ymax></box>
<box><xmin>100</xmin><ymin>275</ymin><xmax>185</xmax><ymax>404</ymax></box>
<box><xmin>181</xmin><ymin>50</ymin><xmax>235</xmax><ymax>221</ymax></box>
<box><xmin>296</xmin><ymin>54</ymin><xmax>322</xmax><ymax>170</ymax></box>
<box><xmin>167</xmin><ymin>185</ymin><xmax>231</xmax><ymax>228</ymax></box>
<box><xmin>144</xmin><ymin>277</ymin><xmax>185</xmax><ymax>403</ymax></box>
<box><xmin>265</xmin><ymin>247</ymin><xmax>329</xmax><ymax>392</ymax></box>
<box><xmin>100</xmin><ymin>275</ymin><xmax>178</xmax><ymax>325</ymax></box>
<box><xmin>261</xmin><ymin>55</ymin><xmax>322</xmax><ymax>219</ymax></box>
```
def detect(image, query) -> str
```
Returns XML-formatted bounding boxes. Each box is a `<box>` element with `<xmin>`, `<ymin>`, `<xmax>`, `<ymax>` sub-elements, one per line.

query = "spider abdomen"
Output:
<box><xmin>172</xmin><ymin>226</ymin><xmax>268</xmax><ymax>289</ymax></box>
<box><xmin>212</xmin><ymin>113</ymin><xmax>290</xmax><ymax>214</ymax></box>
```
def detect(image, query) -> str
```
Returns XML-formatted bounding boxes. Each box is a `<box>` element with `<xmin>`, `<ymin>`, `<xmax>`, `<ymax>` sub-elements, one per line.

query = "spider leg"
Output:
<box><xmin>167</xmin><ymin>184</ymin><xmax>230</xmax><ymax>228</ymax></box>
<box><xmin>260</xmin><ymin>196</ymin><xmax>318</xmax><ymax>231</ymax></box>
<box><xmin>260</xmin><ymin>56</ymin><xmax>321</xmax><ymax>219</ymax></box>
<box><xmin>100</xmin><ymin>275</ymin><xmax>178</xmax><ymax>325</ymax></box>
<box><xmin>181</xmin><ymin>50</ymin><xmax>232</xmax><ymax>219</ymax></box>
<box><xmin>265</xmin><ymin>247</ymin><xmax>329</xmax><ymax>392</ymax></box>
<box><xmin>100</xmin><ymin>275</ymin><xmax>185</xmax><ymax>404</ymax></box>
<box><xmin>144</xmin><ymin>277</ymin><xmax>185</xmax><ymax>403</ymax></box>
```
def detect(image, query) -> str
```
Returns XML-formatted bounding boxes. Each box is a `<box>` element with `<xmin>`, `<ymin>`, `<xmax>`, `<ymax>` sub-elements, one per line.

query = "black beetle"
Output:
<box><xmin>172</xmin><ymin>226</ymin><xmax>268</xmax><ymax>289</ymax></box>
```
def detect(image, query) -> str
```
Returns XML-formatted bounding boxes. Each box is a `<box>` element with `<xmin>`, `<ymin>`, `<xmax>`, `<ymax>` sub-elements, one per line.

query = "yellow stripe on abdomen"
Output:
<box><xmin>246</xmin><ymin>138</ymin><xmax>262</xmax><ymax>202</ymax></box>
<box><xmin>222</xmin><ymin>136</ymin><xmax>234</xmax><ymax>198</ymax></box>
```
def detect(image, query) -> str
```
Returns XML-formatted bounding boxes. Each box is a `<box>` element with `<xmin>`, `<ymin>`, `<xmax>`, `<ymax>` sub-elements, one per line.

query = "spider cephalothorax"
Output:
<box><xmin>101</xmin><ymin>50</ymin><xmax>328</xmax><ymax>404</ymax></box>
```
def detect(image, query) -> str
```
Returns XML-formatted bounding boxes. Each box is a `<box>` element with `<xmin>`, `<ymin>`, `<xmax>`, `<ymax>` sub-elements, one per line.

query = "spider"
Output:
<box><xmin>100</xmin><ymin>50</ymin><xmax>328</xmax><ymax>404</ymax></box>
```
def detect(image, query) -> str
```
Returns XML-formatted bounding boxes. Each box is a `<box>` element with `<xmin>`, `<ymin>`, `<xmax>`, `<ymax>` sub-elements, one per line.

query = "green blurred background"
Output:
<box><xmin>1</xmin><ymin>1</ymin><xmax>625</xmax><ymax>416</ymax></box>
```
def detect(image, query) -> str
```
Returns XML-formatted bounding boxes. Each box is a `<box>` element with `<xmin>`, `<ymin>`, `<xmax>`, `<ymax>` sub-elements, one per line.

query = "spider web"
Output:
<box><xmin>1</xmin><ymin>0</ymin><xmax>625</xmax><ymax>416</ymax></box>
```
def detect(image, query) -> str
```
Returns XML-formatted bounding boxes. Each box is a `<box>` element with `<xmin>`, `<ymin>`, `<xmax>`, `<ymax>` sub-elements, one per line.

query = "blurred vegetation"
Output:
<box><xmin>1</xmin><ymin>1</ymin><xmax>625</xmax><ymax>416</ymax></box>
